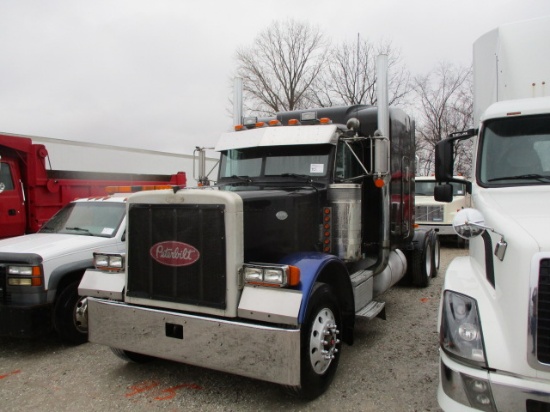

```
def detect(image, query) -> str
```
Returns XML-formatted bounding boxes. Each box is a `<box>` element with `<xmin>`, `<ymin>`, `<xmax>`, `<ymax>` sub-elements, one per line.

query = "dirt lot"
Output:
<box><xmin>0</xmin><ymin>243</ymin><xmax>467</xmax><ymax>412</ymax></box>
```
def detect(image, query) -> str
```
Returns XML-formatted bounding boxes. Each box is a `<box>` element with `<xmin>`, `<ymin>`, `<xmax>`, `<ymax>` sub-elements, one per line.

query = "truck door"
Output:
<box><xmin>0</xmin><ymin>158</ymin><xmax>26</xmax><ymax>238</ymax></box>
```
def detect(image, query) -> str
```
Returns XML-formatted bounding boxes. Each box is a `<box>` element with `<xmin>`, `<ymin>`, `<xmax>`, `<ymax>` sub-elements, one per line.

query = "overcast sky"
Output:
<box><xmin>1</xmin><ymin>0</ymin><xmax>549</xmax><ymax>156</ymax></box>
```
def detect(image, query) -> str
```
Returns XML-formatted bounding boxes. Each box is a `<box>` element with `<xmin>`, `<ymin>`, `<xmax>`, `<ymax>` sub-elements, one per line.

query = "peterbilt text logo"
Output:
<box><xmin>150</xmin><ymin>241</ymin><xmax>200</xmax><ymax>267</ymax></box>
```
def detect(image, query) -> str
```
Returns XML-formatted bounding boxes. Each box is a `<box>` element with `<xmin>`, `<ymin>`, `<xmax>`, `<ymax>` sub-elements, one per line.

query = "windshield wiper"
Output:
<box><xmin>229</xmin><ymin>175</ymin><xmax>252</xmax><ymax>183</ymax></box>
<box><xmin>65</xmin><ymin>226</ymin><xmax>92</xmax><ymax>235</ymax></box>
<box><xmin>488</xmin><ymin>174</ymin><xmax>550</xmax><ymax>183</ymax></box>
<box><xmin>281</xmin><ymin>173</ymin><xmax>312</xmax><ymax>182</ymax></box>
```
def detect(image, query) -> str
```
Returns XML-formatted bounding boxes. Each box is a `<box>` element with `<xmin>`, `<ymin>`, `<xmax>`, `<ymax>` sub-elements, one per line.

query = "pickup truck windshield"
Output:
<box><xmin>219</xmin><ymin>145</ymin><xmax>332</xmax><ymax>180</ymax></box>
<box><xmin>39</xmin><ymin>202</ymin><xmax>125</xmax><ymax>238</ymax></box>
<box><xmin>479</xmin><ymin>114</ymin><xmax>550</xmax><ymax>186</ymax></box>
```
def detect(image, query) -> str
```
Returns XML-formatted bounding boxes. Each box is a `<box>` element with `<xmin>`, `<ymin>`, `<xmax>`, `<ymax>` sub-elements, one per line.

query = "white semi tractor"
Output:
<box><xmin>435</xmin><ymin>17</ymin><xmax>550</xmax><ymax>411</ymax></box>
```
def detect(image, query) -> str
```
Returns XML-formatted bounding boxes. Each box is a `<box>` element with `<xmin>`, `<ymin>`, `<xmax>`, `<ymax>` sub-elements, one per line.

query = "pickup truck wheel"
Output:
<box><xmin>111</xmin><ymin>348</ymin><xmax>153</xmax><ymax>363</ymax></box>
<box><xmin>53</xmin><ymin>281</ymin><xmax>88</xmax><ymax>345</ymax></box>
<box><xmin>411</xmin><ymin>238</ymin><xmax>433</xmax><ymax>287</ymax></box>
<box><xmin>291</xmin><ymin>283</ymin><xmax>342</xmax><ymax>400</ymax></box>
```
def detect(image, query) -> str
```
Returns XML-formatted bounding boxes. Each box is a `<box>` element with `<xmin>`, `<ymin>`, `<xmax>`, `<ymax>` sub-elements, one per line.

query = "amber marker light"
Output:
<box><xmin>106</xmin><ymin>185</ymin><xmax>174</xmax><ymax>194</ymax></box>
<box><xmin>32</xmin><ymin>266</ymin><xmax>43</xmax><ymax>286</ymax></box>
<box><xmin>374</xmin><ymin>178</ymin><xmax>385</xmax><ymax>188</ymax></box>
<box><xmin>288</xmin><ymin>265</ymin><xmax>301</xmax><ymax>286</ymax></box>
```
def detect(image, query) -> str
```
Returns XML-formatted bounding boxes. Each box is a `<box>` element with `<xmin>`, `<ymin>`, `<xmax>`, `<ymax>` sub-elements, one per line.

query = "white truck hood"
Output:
<box><xmin>0</xmin><ymin>233</ymin><xmax>117</xmax><ymax>261</ymax></box>
<box><xmin>480</xmin><ymin>187</ymin><xmax>550</xmax><ymax>250</ymax></box>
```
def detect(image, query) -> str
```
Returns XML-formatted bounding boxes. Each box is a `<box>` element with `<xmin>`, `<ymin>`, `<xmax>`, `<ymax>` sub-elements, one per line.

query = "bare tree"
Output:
<box><xmin>235</xmin><ymin>20</ymin><xmax>328</xmax><ymax>116</ymax></box>
<box><xmin>413</xmin><ymin>63</ymin><xmax>473</xmax><ymax>176</ymax></box>
<box><xmin>306</xmin><ymin>38</ymin><xmax>411</xmax><ymax>108</ymax></box>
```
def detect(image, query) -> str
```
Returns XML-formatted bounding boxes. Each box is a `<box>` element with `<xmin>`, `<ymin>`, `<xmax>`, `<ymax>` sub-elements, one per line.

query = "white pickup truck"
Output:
<box><xmin>0</xmin><ymin>194</ymin><xmax>127</xmax><ymax>343</ymax></box>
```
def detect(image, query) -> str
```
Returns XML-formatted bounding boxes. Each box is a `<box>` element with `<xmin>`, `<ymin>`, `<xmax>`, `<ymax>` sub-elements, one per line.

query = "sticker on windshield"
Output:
<box><xmin>310</xmin><ymin>164</ymin><xmax>324</xmax><ymax>174</ymax></box>
<box><xmin>102</xmin><ymin>228</ymin><xmax>115</xmax><ymax>235</ymax></box>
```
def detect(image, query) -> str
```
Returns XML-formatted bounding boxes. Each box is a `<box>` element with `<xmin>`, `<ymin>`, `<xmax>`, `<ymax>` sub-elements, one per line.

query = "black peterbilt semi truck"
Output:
<box><xmin>79</xmin><ymin>102</ymin><xmax>438</xmax><ymax>400</ymax></box>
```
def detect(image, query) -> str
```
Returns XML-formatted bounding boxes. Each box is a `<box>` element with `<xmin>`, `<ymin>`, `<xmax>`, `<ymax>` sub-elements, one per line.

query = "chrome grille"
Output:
<box><xmin>126</xmin><ymin>203</ymin><xmax>227</xmax><ymax>309</ymax></box>
<box><xmin>415</xmin><ymin>205</ymin><xmax>443</xmax><ymax>223</ymax></box>
<box><xmin>537</xmin><ymin>259</ymin><xmax>550</xmax><ymax>364</ymax></box>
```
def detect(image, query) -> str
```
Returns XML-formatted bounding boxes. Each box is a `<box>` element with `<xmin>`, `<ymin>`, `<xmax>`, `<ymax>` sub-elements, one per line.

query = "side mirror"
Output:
<box><xmin>435</xmin><ymin>139</ymin><xmax>455</xmax><ymax>182</ymax></box>
<box><xmin>434</xmin><ymin>184</ymin><xmax>453</xmax><ymax>202</ymax></box>
<box><xmin>452</xmin><ymin>208</ymin><xmax>486</xmax><ymax>239</ymax></box>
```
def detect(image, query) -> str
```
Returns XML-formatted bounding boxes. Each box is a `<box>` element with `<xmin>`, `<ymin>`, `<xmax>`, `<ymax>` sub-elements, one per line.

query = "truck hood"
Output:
<box><xmin>462</xmin><ymin>186</ymin><xmax>550</xmax><ymax>377</ymax></box>
<box><xmin>236</xmin><ymin>187</ymin><xmax>325</xmax><ymax>262</ymax></box>
<box><xmin>0</xmin><ymin>233</ymin><xmax>118</xmax><ymax>261</ymax></box>
<box><xmin>479</xmin><ymin>186</ymin><xmax>550</xmax><ymax>250</ymax></box>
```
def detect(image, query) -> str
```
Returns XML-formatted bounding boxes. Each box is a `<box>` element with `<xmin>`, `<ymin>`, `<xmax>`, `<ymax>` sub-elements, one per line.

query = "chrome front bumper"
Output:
<box><xmin>438</xmin><ymin>351</ymin><xmax>550</xmax><ymax>411</ymax></box>
<box><xmin>87</xmin><ymin>298</ymin><xmax>301</xmax><ymax>386</ymax></box>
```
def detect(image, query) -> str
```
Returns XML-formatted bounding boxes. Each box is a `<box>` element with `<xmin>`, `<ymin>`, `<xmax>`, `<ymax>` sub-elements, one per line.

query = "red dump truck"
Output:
<box><xmin>0</xmin><ymin>132</ymin><xmax>191</xmax><ymax>239</ymax></box>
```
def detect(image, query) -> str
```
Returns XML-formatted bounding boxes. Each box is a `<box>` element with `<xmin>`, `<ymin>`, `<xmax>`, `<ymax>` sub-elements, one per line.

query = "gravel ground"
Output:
<box><xmin>0</xmin><ymin>243</ymin><xmax>467</xmax><ymax>412</ymax></box>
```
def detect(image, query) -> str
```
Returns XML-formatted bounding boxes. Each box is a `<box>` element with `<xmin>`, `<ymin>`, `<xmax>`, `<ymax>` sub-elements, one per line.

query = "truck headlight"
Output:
<box><xmin>7</xmin><ymin>265</ymin><xmax>43</xmax><ymax>286</ymax></box>
<box><xmin>440</xmin><ymin>291</ymin><xmax>487</xmax><ymax>367</ymax></box>
<box><xmin>243</xmin><ymin>263</ymin><xmax>300</xmax><ymax>287</ymax></box>
<box><xmin>93</xmin><ymin>253</ymin><xmax>125</xmax><ymax>272</ymax></box>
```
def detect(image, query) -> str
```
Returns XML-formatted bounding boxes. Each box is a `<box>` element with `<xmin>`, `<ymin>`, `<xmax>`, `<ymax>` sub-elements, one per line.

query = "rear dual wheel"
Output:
<box><xmin>412</xmin><ymin>232</ymin><xmax>439</xmax><ymax>287</ymax></box>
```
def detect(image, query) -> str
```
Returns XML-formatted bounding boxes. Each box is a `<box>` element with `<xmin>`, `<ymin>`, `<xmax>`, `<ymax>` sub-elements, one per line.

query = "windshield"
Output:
<box><xmin>39</xmin><ymin>202</ymin><xmax>125</xmax><ymax>238</ymax></box>
<box><xmin>218</xmin><ymin>145</ymin><xmax>332</xmax><ymax>181</ymax></box>
<box><xmin>416</xmin><ymin>180</ymin><xmax>466</xmax><ymax>197</ymax></box>
<box><xmin>479</xmin><ymin>114</ymin><xmax>550</xmax><ymax>186</ymax></box>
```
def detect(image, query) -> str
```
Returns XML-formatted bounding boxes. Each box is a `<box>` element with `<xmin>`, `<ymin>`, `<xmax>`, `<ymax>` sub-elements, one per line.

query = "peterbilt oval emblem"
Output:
<box><xmin>150</xmin><ymin>241</ymin><xmax>200</xmax><ymax>267</ymax></box>
<box><xmin>276</xmin><ymin>211</ymin><xmax>288</xmax><ymax>221</ymax></box>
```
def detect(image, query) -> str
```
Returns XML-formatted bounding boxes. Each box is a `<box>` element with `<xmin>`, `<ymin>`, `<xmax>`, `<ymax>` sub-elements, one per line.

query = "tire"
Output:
<box><xmin>53</xmin><ymin>280</ymin><xmax>88</xmax><ymax>345</ymax></box>
<box><xmin>291</xmin><ymin>283</ymin><xmax>342</xmax><ymax>400</ymax></box>
<box><xmin>411</xmin><ymin>237</ymin><xmax>433</xmax><ymax>287</ymax></box>
<box><xmin>432</xmin><ymin>233</ymin><xmax>440</xmax><ymax>277</ymax></box>
<box><xmin>111</xmin><ymin>347</ymin><xmax>153</xmax><ymax>363</ymax></box>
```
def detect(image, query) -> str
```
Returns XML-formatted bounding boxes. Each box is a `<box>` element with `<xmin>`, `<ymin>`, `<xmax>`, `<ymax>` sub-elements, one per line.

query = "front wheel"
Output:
<box><xmin>292</xmin><ymin>283</ymin><xmax>342</xmax><ymax>400</ymax></box>
<box><xmin>111</xmin><ymin>347</ymin><xmax>154</xmax><ymax>363</ymax></box>
<box><xmin>53</xmin><ymin>281</ymin><xmax>88</xmax><ymax>344</ymax></box>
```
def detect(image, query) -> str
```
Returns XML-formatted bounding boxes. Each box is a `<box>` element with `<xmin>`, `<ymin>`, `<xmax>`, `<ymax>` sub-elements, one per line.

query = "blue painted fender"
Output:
<box><xmin>279</xmin><ymin>252</ymin><xmax>353</xmax><ymax>325</ymax></box>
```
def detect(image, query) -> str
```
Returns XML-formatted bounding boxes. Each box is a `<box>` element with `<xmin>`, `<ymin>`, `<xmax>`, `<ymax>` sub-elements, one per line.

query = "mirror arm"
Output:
<box><xmin>467</xmin><ymin>221</ymin><xmax>508</xmax><ymax>261</ymax></box>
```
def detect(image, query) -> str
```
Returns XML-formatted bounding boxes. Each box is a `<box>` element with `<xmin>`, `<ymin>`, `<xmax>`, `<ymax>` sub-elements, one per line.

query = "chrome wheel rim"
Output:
<box><xmin>309</xmin><ymin>307</ymin><xmax>340</xmax><ymax>375</ymax></box>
